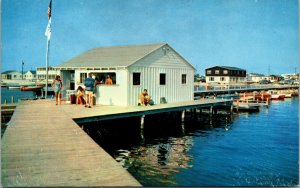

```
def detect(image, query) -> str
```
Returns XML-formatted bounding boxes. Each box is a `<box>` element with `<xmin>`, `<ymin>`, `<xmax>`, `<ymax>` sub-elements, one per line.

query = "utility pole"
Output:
<box><xmin>268</xmin><ymin>64</ymin><xmax>270</xmax><ymax>76</ymax></box>
<box><xmin>22</xmin><ymin>61</ymin><xmax>24</xmax><ymax>80</ymax></box>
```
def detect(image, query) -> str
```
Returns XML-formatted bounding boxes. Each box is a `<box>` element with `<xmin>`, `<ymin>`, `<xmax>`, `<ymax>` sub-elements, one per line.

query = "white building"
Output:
<box><xmin>247</xmin><ymin>73</ymin><xmax>265</xmax><ymax>83</ymax></box>
<box><xmin>205</xmin><ymin>66</ymin><xmax>247</xmax><ymax>84</ymax></box>
<box><xmin>24</xmin><ymin>70</ymin><xmax>37</xmax><ymax>81</ymax></box>
<box><xmin>56</xmin><ymin>43</ymin><xmax>195</xmax><ymax>106</ymax></box>
<box><xmin>36</xmin><ymin>67</ymin><xmax>60</xmax><ymax>82</ymax></box>
<box><xmin>1</xmin><ymin>71</ymin><xmax>22</xmax><ymax>80</ymax></box>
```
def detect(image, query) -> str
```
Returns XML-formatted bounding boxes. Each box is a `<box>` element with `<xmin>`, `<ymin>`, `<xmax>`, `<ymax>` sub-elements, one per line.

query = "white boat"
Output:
<box><xmin>233</xmin><ymin>101</ymin><xmax>260</xmax><ymax>111</ymax></box>
<box><xmin>8</xmin><ymin>84</ymin><xmax>20</xmax><ymax>89</ymax></box>
<box><xmin>270</xmin><ymin>94</ymin><xmax>285</xmax><ymax>100</ymax></box>
<box><xmin>284</xmin><ymin>93</ymin><xmax>292</xmax><ymax>98</ymax></box>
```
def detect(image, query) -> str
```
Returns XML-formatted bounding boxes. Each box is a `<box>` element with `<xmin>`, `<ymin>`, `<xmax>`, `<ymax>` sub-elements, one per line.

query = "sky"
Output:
<box><xmin>2</xmin><ymin>0</ymin><xmax>299</xmax><ymax>75</ymax></box>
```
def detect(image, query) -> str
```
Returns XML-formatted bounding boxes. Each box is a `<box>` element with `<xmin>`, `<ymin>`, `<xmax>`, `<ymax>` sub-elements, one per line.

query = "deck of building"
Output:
<box><xmin>2</xmin><ymin>99</ymin><xmax>232</xmax><ymax>187</ymax></box>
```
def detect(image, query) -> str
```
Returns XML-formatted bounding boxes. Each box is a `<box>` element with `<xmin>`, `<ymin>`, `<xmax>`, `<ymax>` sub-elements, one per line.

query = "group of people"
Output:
<box><xmin>52</xmin><ymin>73</ymin><xmax>152</xmax><ymax>107</ymax></box>
<box><xmin>77</xmin><ymin>73</ymin><xmax>113</xmax><ymax>108</ymax></box>
<box><xmin>51</xmin><ymin>73</ymin><xmax>113</xmax><ymax>107</ymax></box>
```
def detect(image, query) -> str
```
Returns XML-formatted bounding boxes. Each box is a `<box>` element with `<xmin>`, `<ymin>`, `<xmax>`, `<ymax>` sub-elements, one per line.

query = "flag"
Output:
<box><xmin>45</xmin><ymin>0</ymin><xmax>52</xmax><ymax>40</ymax></box>
<box><xmin>45</xmin><ymin>18</ymin><xmax>51</xmax><ymax>40</ymax></box>
<box><xmin>47</xmin><ymin>0</ymin><xmax>52</xmax><ymax>20</ymax></box>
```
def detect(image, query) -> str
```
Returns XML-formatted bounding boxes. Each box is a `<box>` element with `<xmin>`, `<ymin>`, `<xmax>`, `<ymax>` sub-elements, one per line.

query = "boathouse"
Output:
<box><xmin>205</xmin><ymin>66</ymin><xmax>246</xmax><ymax>84</ymax></box>
<box><xmin>56</xmin><ymin>43</ymin><xmax>195</xmax><ymax>106</ymax></box>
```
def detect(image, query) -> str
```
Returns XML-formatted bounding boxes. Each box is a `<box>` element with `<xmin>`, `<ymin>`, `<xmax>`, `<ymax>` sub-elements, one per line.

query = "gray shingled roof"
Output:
<box><xmin>207</xmin><ymin>66</ymin><xmax>246</xmax><ymax>71</ymax></box>
<box><xmin>57</xmin><ymin>43</ymin><xmax>168</xmax><ymax>68</ymax></box>
<box><xmin>218</xmin><ymin>66</ymin><xmax>246</xmax><ymax>71</ymax></box>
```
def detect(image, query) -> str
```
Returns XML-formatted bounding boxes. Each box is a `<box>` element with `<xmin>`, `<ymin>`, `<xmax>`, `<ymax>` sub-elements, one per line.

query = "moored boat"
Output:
<box><xmin>233</xmin><ymin>101</ymin><xmax>260</xmax><ymax>111</ymax></box>
<box><xmin>8</xmin><ymin>84</ymin><xmax>20</xmax><ymax>89</ymax></box>
<box><xmin>270</xmin><ymin>94</ymin><xmax>285</xmax><ymax>100</ymax></box>
<box><xmin>20</xmin><ymin>85</ymin><xmax>44</xmax><ymax>91</ymax></box>
<box><xmin>216</xmin><ymin>94</ymin><xmax>240</xmax><ymax>100</ymax></box>
<box><xmin>254</xmin><ymin>93</ymin><xmax>271</xmax><ymax>101</ymax></box>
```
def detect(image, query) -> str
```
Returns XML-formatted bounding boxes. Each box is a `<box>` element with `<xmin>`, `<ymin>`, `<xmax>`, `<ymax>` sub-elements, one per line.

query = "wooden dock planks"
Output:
<box><xmin>1</xmin><ymin>100</ymin><xmax>141</xmax><ymax>187</ymax></box>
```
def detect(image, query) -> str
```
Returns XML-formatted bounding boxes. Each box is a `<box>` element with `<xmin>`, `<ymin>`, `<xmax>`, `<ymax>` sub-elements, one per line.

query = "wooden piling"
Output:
<box><xmin>181</xmin><ymin>110</ymin><xmax>185</xmax><ymax>122</ymax></box>
<box><xmin>140</xmin><ymin>115</ymin><xmax>145</xmax><ymax>129</ymax></box>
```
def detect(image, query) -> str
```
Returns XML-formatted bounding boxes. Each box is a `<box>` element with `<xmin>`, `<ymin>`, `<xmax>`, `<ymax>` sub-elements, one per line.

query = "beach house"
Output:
<box><xmin>24</xmin><ymin>70</ymin><xmax>37</xmax><ymax>81</ymax></box>
<box><xmin>1</xmin><ymin>71</ymin><xmax>22</xmax><ymax>80</ymax></box>
<box><xmin>205</xmin><ymin>66</ymin><xmax>246</xmax><ymax>84</ymax></box>
<box><xmin>55</xmin><ymin>43</ymin><xmax>195</xmax><ymax>106</ymax></box>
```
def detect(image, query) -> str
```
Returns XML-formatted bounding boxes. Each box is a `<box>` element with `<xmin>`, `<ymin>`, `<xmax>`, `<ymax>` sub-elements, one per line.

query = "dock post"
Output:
<box><xmin>11</xmin><ymin>96</ymin><xmax>14</xmax><ymax>104</ymax></box>
<box><xmin>193</xmin><ymin>108</ymin><xmax>196</xmax><ymax>119</ymax></box>
<box><xmin>210</xmin><ymin>106</ymin><xmax>213</xmax><ymax>116</ymax></box>
<box><xmin>4</xmin><ymin>99</ymin><xmax>7</xmax><ymax>104</ymax></box>
<box><xmin>230</xmin><ymin>104</ymin><xmax>234</xmax><ymax>122</ymax></box>
<box><xmin>140</xmin><ymin>115</ymin><xmax>145</xmax><ymax>129</ymax></box>
<box><xmin>140</xmin><ymin>115</ymin><xmax>145</xmax><ymax>142</ymax></box>
<box><xmin>181</xmin><ymin>110</ymin><xmax>185</xmax><ymax>122</ymax></box>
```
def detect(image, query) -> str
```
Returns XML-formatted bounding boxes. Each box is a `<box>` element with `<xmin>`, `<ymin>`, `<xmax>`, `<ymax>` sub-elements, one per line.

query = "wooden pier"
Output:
<box><xmin>194</xmin><ymin>85</ymin><xmax>299</xmax><ymax>97</ymax></box>
<box><xmin>2</xmin><ymin>99</ymin><xmax>232</xmax><ymax>187</ymax></box>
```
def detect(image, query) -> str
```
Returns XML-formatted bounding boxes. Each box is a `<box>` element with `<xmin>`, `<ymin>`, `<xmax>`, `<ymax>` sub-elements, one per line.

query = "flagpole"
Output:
<box><xmin>45</xmin><ymin>39</ymin><xmax>50</xmax><ymax>98</ymax></box>
<box><xmin>45</xmin><ymin>0</ymin><xmax>52</xmax><ymax>98</ymax></box>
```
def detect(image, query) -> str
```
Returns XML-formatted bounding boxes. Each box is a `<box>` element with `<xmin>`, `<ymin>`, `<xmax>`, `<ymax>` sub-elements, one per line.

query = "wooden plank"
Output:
<box><xmin>2</xmin><ymin>100</ymin><xmax>141</xmax><ymax>187</ymax></box>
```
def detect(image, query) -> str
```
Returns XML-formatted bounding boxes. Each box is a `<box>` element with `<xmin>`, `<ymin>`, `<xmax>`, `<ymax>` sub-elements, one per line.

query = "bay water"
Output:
<box><xmin>81</xmin><ymin>97</ymin><xmax>299</xmax><ymax>186</ymax></box>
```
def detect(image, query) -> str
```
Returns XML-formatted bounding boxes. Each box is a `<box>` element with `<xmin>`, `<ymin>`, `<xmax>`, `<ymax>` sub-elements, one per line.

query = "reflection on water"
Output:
<box><xmin>79</xmin><ymin>111</ymin><xmax>234</xmax><ymax>186</ymax></box>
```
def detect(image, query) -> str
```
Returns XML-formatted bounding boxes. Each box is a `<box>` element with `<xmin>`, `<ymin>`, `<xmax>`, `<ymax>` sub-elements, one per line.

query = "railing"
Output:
<box><xmin>194</xmin><ymin>84</ymin><xmax>299</xmax><ymax>92</ymax></box>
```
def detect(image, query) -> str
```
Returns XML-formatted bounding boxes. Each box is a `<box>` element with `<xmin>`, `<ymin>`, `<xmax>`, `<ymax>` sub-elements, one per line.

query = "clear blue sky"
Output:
<box><xmin>2</xmin><ymin>0</ymin><xmax>299</xmax><ymax>75</ymax></box>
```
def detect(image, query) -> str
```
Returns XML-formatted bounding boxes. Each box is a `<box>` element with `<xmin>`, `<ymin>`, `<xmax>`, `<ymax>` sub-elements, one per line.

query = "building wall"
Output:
<box><xmin>127</xmin><ymin>46</ymin><xmax>195</xmax><ymax>106</ymax></box>
<box><xmin>206</xmin><ymin>76</ymin><xmax>245</xmax><ymax>84</ymax></box>
<box><xmin>205</xmin><ymin>66</ymin><xmax>246</xmax><ymax>77</ymax></box>
<box><xmin>24</xmin><ymin>72</ymin><xmax>36</xmax><ymax>80</ymax></box>
<box><xmin>95</xmin><ymin>69</ymin><xmax>128</xmax><ymax>106</ymax></box>
<box><xmin>7</xmin><ymin>72</ymin><xmax>22</xmax><ymax>80</ymax></box>
<box><xmin>70</xmin><ymin>69</ymin><xmax>128</xmax><ymax>106</ymax></box>
<box><xmin>36</xmin><ymin>67</ymin><xmax>60</xmax><ymax>81</ymax></box>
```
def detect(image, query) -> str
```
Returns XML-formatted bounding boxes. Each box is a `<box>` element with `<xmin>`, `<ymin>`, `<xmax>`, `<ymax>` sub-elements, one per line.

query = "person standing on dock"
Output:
<box><xmin>105</xmin><ymin>75</ymin><xmax>113</xmax><ymax>85</ymax></box>
<box><xmin>51</xmin><ymin>75</ymin><xmax>63</xmax><ymax>105</ymax></box>
<box><xmin>84</xmin><ymin>73</ymin><xmax>95</xmax><ymax>108</ymax></box>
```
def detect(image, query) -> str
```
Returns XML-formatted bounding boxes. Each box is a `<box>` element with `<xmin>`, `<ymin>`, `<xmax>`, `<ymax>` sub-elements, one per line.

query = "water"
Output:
<box><xmin>80</xmin><ymin>98</ymin><xmax>299</xmax><ymax>187</ymax></box>
<box><xmin>1</xmin><ymin>87</ymin><xmax>36</xmax><ymax>103</ymax></box>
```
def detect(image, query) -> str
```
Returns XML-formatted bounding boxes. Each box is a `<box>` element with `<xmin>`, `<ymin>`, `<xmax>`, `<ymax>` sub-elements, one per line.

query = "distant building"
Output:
<box><xmin>247</xmin><ymin>73</ymin><xmax>265</xmax><ymax>83</ymax></box>
<box><xmin>205</xmin><ymin>66</ymin><xmax>246</xmax><ymax>84</ymax></box>
<box><xmin>36</xmin><ymin>67</ymin><xmax>60</xmax><ymax>82</ymax></box>
<box><xmin>264</xmin><ymin>75</ymin><xmax>283</xmax><ymax>83</ymax></box>
<box><xmin>24</xmin><ymin>70</ymin><xmax>37</xmax><ymax>81</ymax></box>
<box><xmin>1</xmin><ymin>70</ymin><xmax>22</xmax><ymax>80</ymax></box>
<box><xmin>281</xmin><ymin>73</ymin><xmax>299</xmax><ymax>80</ymax></box>
<box><xmin>56</xmin><ymin>43</ymin><xmax>195</xmax><ymax>106</ymax></box>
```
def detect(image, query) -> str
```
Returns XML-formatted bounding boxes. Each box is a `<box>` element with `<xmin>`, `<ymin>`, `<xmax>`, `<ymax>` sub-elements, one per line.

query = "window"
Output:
<box><xmin>93</xmin><ymin>72</ymin><xmax>116</xmax><ymax>84</ymax></box>
<box><xmin>182</xmin><ymin>74</ymin><xmax>187</xmax><ymax>84</ymax></box>
<box><xmin>209</xmin><ymin>77</ymin><xmax>214</xmax><ymax>81</ymax></box>
<box><xmin>221</xmin><ymin>77</ymin><xmax>225</xmax><ymax>81</ymax></box>
<box><xmin>80</xmin><ymin>73</ymin><xmax>87</xmax><ymax>83</ymax></box>
<box><xmin>223</xmin><ymin>70</ymin><xmax>228</xmax><ymax>74</ymax></box>
<box><xmin>207</xmin><ymin>70</ymin><xmax>211</xmax><ymax>75</ymax></box>
<box><xmin>133</xmin><ymin>73</ymin><xmax>141</xmax><ymax>85</ymax></box>
<box><xmin>215</xmin><ymin>70</ymin><xmax>220</xmax><ymax>74</ymax></box>
<box><xmin>160</xmin><ymin>73</ymin><xmax>166</xmax><ymax>85</ymax></box>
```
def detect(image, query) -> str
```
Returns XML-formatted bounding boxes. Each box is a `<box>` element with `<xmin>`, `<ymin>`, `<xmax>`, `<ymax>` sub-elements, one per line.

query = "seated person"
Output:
<box><xmin>139</xmin><ymin>89</ymin><xmax>151</xmax><ymax>106</ymax></box>
<box><xmin>76</xmin><ymin>86</ymin><xmax>86</xmax><ymax>105</ymax></box>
